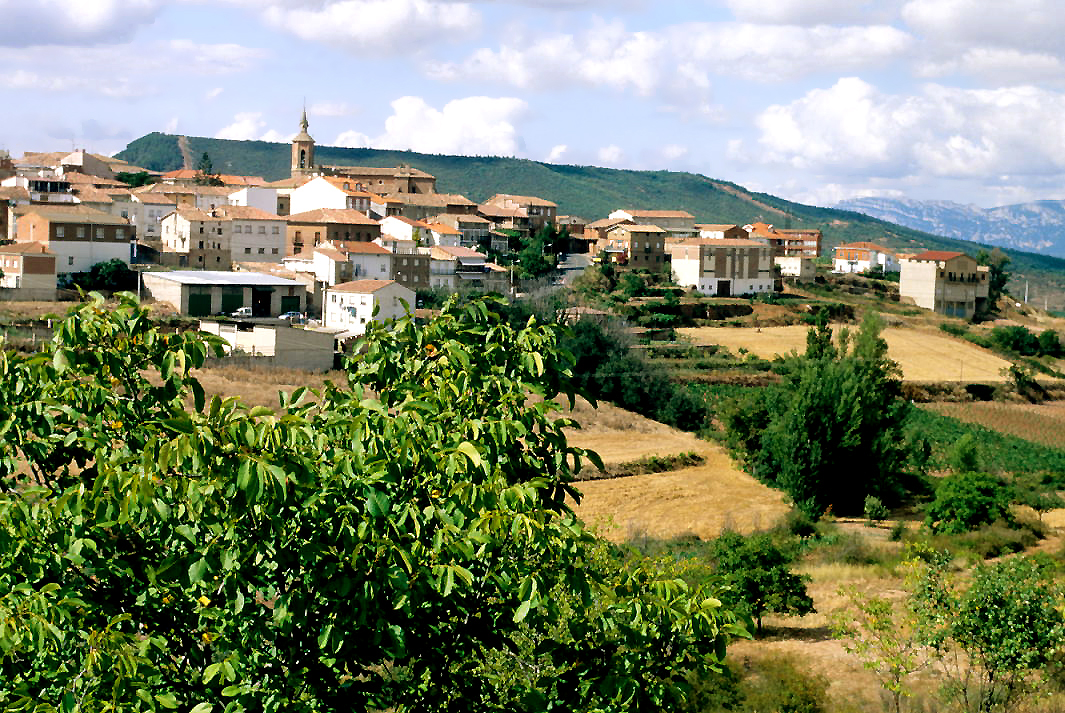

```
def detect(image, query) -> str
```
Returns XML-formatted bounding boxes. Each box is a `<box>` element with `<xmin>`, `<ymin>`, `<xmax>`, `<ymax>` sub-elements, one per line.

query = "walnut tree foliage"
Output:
<box><xmin>0</xmin><ymin>293</ymin><xmax>742</xmax><ymax>713</ymax></box>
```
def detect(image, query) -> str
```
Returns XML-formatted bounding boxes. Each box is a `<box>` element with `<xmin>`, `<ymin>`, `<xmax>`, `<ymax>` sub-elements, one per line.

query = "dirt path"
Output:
<box><xmin>177</xmin><ymin>135</ymin><xmax>194</xmax><ymax>170</ymax></box>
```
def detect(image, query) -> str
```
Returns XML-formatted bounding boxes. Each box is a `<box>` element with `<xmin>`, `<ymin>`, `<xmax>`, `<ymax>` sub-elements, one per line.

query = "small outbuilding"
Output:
<box><xmin>141</xmin><ymin>270</ymin><xmax>306</xmax><ymax>317</ymax></box>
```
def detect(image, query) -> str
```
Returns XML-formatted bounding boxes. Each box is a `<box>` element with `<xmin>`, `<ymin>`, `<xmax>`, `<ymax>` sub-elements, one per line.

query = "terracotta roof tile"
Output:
<box><xmin>330</xmin><ymin>279</ymin><xmax>400</xmax><ymax>293</ymax></box>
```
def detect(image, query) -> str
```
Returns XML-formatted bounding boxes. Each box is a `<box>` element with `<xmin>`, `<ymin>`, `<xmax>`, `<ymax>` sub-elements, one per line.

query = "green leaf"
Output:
<box><xmin>190</xmin><ymin>704</ymin><xmax>214</xmax><ymax>713</ymax></box>
<box><xmin>155</xmin><ymin>693</ymin><xmax>180</xmax><ymax>709</ymax></box>
<box><xmin>188</xmin><ymin>557</ymin><xmax>208</xmax><ymax>584</ymax></box>
<box><xmin>513</xmin><ymin>599</ymin><xmax>532</xmax><ymax>623</ymax></box>
<box><xmin>455</xmin><ymin>441</ymin><xmax>483</xmax><ymax>470</ymax></box>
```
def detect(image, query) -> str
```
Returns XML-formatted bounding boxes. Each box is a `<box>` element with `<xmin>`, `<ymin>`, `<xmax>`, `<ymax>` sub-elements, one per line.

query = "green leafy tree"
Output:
<box><xmin>925</xmin><ymin>471</ymin><xmax>1013</xmax><ymax>534</ymax></box>
<box><xmin>947</xmin><ymin>433</ymin><xmax>981</xmax><ymax>473</ymax></box>
<box><xmin>910</xmin><ymin>555</ymin><xmax>1065</xmax><ymax>713</ymax></box>
<box><xmin>1037</xmin><ymin>329</ymin><xmax>1064</xmax><ymax>357</ymax></box>
<box><xmin>976</xmin><ymin>248</ymin><xmax>1011</xmax><ymax>311</ymax></box>
<box><xmin>517</xmin><ymin>224</ymin><xmax>561</xmax><ymax>279</ymax></box>
<box><xmin>735</xmin><ymin>312</ymin><xmax>910</xmax><ymax>518</ymax></box>
<box><xmin>0</xmin><ymin>293</ymin><xmax>741</xmax><ymax>712</ymax></box>
<box><xmin>832</xmin><ymin>588</ymin><xmax>930</xmax><ymax>713</ymax></box>
<box><xmin>194</xmin><ymin>151</ymin><xmax>223</xmax><ymax>186</ymax></box>
<box><xmin>115</xmin><ymin>171</ymin><xmax>156</xmax><ymax>188</ymax></box>
<box><xmin>709</xmin><ymin>531</ymin><xmax>814</xmax><ymax>634</ymax></box>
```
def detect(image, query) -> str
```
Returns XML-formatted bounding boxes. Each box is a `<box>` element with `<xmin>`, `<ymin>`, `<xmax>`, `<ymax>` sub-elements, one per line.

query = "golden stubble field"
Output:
<box><xmin>562</xmin><ymin>398</ymin><xmax>791</xmax><ymax>541</ymax></box>
<box><xmin>678</xmin><ymin>325</ymin><xmax>1015</xmax><ymax>382</ymax></box>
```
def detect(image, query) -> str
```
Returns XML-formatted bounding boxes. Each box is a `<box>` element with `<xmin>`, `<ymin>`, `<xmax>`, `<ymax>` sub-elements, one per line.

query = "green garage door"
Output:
<box><xmin>221</xmin><ymin>292</ymin><xmax>244</xmax><ymax>315</ymax></box>
<box><xmin>188</xmin><ymin>293</ymin><xmax>212</xmax><ymax>317</ymax></box>
<box><xmin>280</xmin><ymin>296</ymin><xmax>300</xmax><ymax>313</ymax></box>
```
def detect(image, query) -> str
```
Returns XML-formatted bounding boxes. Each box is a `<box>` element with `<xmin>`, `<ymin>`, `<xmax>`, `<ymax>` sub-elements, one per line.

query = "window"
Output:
<box><xmin>56</xmin><ymin>226</ymin><xmax>65</xmax><ymax>238</ymax></box>
<box><xmin>116</xmin><ymin>228</ymin><xmax>125</xmax><ymax>240</ymax></box>
<box><xmin>272</xmin><ymin>226</ymin><xmax>279</xmax><ymax>235</ymax></box>
<box><xmin>271</xmin><ymin>248</ymin><xmax>278</xmax><ymax>254</ymax></box>
<box><xmin>200</xmin><ymin>226</ymin><xmax>205</xmax><ymax>234</ymax></box>
<box><xmin>199</xmin><ymin>241</ymin><xmax>204</xmax><ymax>249</ymax></box>
<box><xmin>258</xmin><ymin>226</ymin><xmax>265</xmax><ymax>234</ymax></box>
<box><xmin>244</xmin><ymin>247</ymin><xmax>251</xmax><ymax>254</ymax></box>
<box><xmin>234</xmin><ymin>225</ymin><xmax>242</xmax><ymax>233</ymax></box>
<box><xmin>314</xmin><ymin>231</ymin><xmax>321</xmax><ymax>240</ymax></box>
<box><xmin>121</xmin><ymin>210</ymin><xmax>128</xmax><ymax>218</ymax></box>
<box><xmin>258</xmin><ymin>248</ymin><xmax>265</xmax><ymax>254</ymax></box>
<box><xmin>68</xmin><ymin>256</ymin><xmax>74</xmax><ymax>266</ymax></box>
<box><xmin>96</xmin><ymin>228</ymin><xmax>104</xmax><ymax>240</ymax></box>
<box><xmin>295</xmin><ymin>230</ymin><xmax>302</xmax><ymax>239</ymax></box>
<box><xmin>380</xmin><ymin>264</ymin><xmax>386</xmax><ymax>272</ymax></box>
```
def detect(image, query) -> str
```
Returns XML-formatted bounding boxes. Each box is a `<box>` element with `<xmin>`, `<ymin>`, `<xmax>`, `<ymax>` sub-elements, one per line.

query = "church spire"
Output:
<box><xmin>300</xmin><ymin>106</ymin><xmax>309</xmax><ymax>133</ymax></box>
<box><xmin>291</xmin><ymin>105</ymin><xmax>315</xmax><ymax>178</ymax></box>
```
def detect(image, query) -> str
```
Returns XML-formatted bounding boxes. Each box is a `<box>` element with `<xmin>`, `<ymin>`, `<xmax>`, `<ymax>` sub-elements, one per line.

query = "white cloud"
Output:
<box><xmin>902</xmin><ymin>0</ymin><xmax>1065</xmax><ymax>54</ymax></box>
<box><xmin>0</xmin><ymin>41</ymin><xmax>264</xmax><ymax>99</ymax></box>
<box><xmin>261</xmin><ymin>0</ymin><xmax>480</xmax><ymax>53</ymax></box>
<box><xmin>546</xmin><ymin>144</ymin><xmax>567</xmax><ymax>162</ymax></box>
<box><xmin>309</xmin><ymin>101</ymin><xmax>358</xmax><ymax>117</ymax></box>
<box><xmin>750</xmin><ymin>77</ymin><xmax>1065</xmax><ymax>181</ymax></box>
<box><xmin>598</xmin><ymin>145</ymin><xmax>623</xmax><ymax>165</ymax></box>
<box><xmin>662</xmin><ymin>144</ymin><xmax>688</xmax><ymax>161</ymax></box>
<box><xmin>164</xmin><ymin>117</ymin><xmax>180</xmax><ymax>133</ymax></box>
<box><xmin>215</xmin><ymin>113</ymin><xmax>287</xmax><ymax>142</ymax></box>
<box><xmin>0</xmin><ymin>0</ymin><xmax>163</xmax><ymax>47</ymax></box>
<box><xmin>724</xmin><ymin>0</ymin><xmax>878</xmax><ymax>25</ymax></box>
<box><xmin>205</xmin><ymin>87</ymin><xmax>224</xmax><ymax>100</ymax></box>
<box><xmin>336</xmin><ymin>96</ymin><xmax>529</xmax><ymax>155</ymax></box>
<box><xmin>426</xmin><ymin>20</ymin><xmax>911</xmax><ymax>114</ymax></box>
<box><xmin>916</xmin><ymin>47</ymin><xmax>1065</xmax><ymax>85</ymax></box>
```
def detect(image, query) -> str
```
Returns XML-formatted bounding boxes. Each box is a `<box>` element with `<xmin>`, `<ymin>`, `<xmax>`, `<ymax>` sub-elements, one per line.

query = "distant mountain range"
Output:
<box><xmin>836</xmin><ymin>196</ymin><xmax>1065</xmax><ymax>259</ymax></box>
<box><xmin>115</xmin><ymin>133</ymin><xmax>1065</xmax><ymax>304</ymax></box>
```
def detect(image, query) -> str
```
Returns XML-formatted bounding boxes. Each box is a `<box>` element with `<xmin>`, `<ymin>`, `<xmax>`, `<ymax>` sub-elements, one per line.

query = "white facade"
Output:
<box><xmin>225</xmin><ymin>213</ymin><xmax>286</xmax><ymax>262</ymax></box>
<box><xmin>324</xmin><ymin>280</ymin><xmax>415</xmax><ymax>335</ymax></box>
<box><xmin>833</xmin><ymin>244</ymin><xmax>901</xmax><ymax>274</ymax></box>
<box><xmin>670</xmin><ymin>241</ymin><xmax>774</xmax><ymax>297</ymax></box>
<box><xmin>290</xmin><ymin>177</ymin><xmax>371</xmax><ymax>215</ymax></box>
<box><xmin>229</xmin><ymin>186</ymin><xmax>279</xmax><ymax>213</ymax></box>
<box><xmin>131</xmin><ymin>195</ymin><xmax>175</xmax><ymax>240</ymax></box>
<box><xmin>312</xmin><ymin>247</ymin><xmax>392</xmax><ymax>286</ymax></box>
<box><xmin>775</xmin><ymin>257</ymin><xmax>815</xmax><ymax>280</ymax></box>
<box><xmin>379</xmin><ymin>216</ymin><xmax>429</xmax><ymax>244</ymax></box>
<box><xmin>56</xmin><ymin>241</ymin><xmax>130</xmax><ymax>274</ymax></box>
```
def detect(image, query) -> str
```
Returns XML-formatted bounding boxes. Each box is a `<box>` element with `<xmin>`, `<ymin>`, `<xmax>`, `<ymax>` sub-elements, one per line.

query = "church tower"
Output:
<box><xmin>291</xmin><ymin>108</ymin><xmax>315</xmax><ymax>178</ymax></box>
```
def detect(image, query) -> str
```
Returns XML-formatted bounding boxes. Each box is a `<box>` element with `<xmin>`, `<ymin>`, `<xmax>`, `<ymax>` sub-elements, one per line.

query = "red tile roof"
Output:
<box><xmin>910</xmin><ymin>250</ymin><xmax>965</xmax><ymax>261</ymax></box>
<box><xmin>330</xmin><ymin>279</ymin><xmax>399</xmax><ymax>293</ymax></box>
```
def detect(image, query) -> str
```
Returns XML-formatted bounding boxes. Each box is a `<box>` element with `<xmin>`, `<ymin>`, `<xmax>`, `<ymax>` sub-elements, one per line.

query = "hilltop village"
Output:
<box><xmin>0</xmin><ymin>112</ymin><xmax>996</xmax><ymax>363</ymax></box>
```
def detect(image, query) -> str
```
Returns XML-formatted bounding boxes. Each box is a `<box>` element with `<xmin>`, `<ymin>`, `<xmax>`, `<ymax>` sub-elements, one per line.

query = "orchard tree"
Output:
<box><xmin>910</xmin><ymin>555</ymin><xmax>1064</xmax><ymax>713</ymax></box>
<box><xmin>0</xmin><ymin>293</ymin><xmax>742</xmax><ymax>712</ymax></box>
<box><xmin>709</xmin><ymin>531</ymin><xmax>814</xmax><ymax>634</ymax></box>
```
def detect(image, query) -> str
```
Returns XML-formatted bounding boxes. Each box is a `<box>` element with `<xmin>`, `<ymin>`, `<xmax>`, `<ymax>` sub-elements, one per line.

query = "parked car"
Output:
<box><xmin>230</xmin><ymin>307</ymin><xmax>253</xmax><ymax>319</ymax></box>
<box><xmin>278</xmin><ymin>311</ymin><xmax>304</xmax><ymax>323</ymax></box>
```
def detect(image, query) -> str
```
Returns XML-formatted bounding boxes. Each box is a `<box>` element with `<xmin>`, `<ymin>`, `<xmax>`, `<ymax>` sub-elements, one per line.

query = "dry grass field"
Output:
<box><xmin>678</xmin><ymin>325</ymin><xmax>1015</xmax><ymax>382</ymax></box>
<box><xmin>561</xmin><ymin>398</ymin><xmax>791</xmax><ymax>541</ymax></box>
<box><xmin>925</xmin><ymin>400</ymin><xmax>1065</xmax><ymax>449</ymax></box>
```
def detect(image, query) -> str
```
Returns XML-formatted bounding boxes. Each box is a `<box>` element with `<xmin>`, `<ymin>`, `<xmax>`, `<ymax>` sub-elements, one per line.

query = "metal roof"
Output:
<box><xmin>143</xmin><ymin>270</ymin><xmax>303</xmax><ymax>287</ymax></box>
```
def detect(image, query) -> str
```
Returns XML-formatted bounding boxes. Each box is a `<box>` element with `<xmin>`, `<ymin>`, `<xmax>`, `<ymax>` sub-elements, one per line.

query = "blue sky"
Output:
<box><xmin>4</xmin><ymin>0</ymin><xmax>1065</xmax><ymax>209</ymax></box>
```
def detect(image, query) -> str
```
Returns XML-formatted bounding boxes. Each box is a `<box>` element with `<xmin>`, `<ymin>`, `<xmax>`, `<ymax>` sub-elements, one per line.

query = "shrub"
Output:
<box><xmin>889</xmin><ymin>520</ymin><xmax>907</xmax><ymax>542</ymax></box>
<box><xmin>948</xmin><ymin>433</ymin><xmax>981</xmax><ymax>473</ymax></box>
<box><xmin>925</xmin><ymin>471</ymin><xmax>1014</xmax><ymax>534</ymax></box>
<box><xmin>864</xmin><ymin>495</ymin><xmax>889</xmax><ymax>523</ymax></box>
<box><xmin>738</xmin><ymin>654</ymin><xmax>830</xmax><ymax>713</ymax></box>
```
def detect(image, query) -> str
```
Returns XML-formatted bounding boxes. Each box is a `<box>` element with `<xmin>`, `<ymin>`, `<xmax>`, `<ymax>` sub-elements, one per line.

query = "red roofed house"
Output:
<box><xmin>899</xmin><ymin>250</ymin><xmax>989</xmax><ymax>319</ymax></box>
<box><xmin>483</xmin><ymin>194</ymin><xmax>557</xmax><ymax>232</ymax></box>
<box><xmin>286</xmin><ymin>207</ymin><xmax>380</xmax><ymax>256</ymax></box>
<box><xmin>216</xmin><ymin>205</ymin><xmax>286</xmax><ymax>263</ymax></box>
<box><xmin>0</xmin><ymin>242</ymin><xmax>57</xmax><ymax>299</ymax></box>
<box><xmin>744</xmin><ymin>222</ymin><xmax>822</xmax><ymax>259</ymax></box>
<box><xmin>596</xmin><ymin>224</ymin><xmax>668</xmax><ymax>273</ymax></box>
<box><xmin>429</xmin><ymin>245</ymin><xmax>487</xmax><ymax>291</ymax></box>
<box><xmin>609</xmin><ymin>209</ymin><xmax>696</xmax><ymax>239</ymax></box>
<box><xmin>15</xmin><ymin>204</ymin><xmax>132</xmax><ymax>274</ymax></box>
<box><xmin>323</xmin><ymin>279</ymin><xmax>415</xmax><ymax>335</ymax></box>
<box><xmin>313</xmin><ymin>241</ymin><xmax>393</xmax><ymax>286</ymax></box>
<box><xmin>669</xmin><ymin>239</ymin><xmax>774</xmax><ymax>297</ymax></box>
<box><xmin>289</xmin><ymin>176</ymin><xmax>376</xmax><ymax>215</ymax></box>
<box><xmin>833</xmin><ymin>242</ymin><xmax>900</xmax><ymax>274</ymax></box>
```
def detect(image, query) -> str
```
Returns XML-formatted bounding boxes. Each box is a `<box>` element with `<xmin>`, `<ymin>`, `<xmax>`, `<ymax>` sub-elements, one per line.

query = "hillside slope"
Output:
<box><xmin>117</xmin><ymin>132</ymin><xmax>1065</xmax><ymax>304</ymax></box>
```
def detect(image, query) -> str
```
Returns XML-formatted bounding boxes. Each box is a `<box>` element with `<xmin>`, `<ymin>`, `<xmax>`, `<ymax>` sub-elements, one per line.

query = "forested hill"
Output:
<box><xmin>117</xmin><ymin>132</ymin><xmax>1065</xmax><ymax>301</ymax></box>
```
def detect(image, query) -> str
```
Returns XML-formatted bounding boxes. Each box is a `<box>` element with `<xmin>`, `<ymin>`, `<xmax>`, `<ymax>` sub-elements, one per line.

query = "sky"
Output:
<box><xmin>4</xmin><ymin>0</ymin><xmax>1065</xmax><ymax>210</ymax></box>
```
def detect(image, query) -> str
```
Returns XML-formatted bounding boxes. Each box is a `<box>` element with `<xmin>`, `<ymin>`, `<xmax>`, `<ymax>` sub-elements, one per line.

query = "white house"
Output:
<box><xmin>833</xmin><ymin>242</ymin><xmax>901</xmax><ymax>274</ymax></box>
<box><xmin>425</xmin><ymin>222</ymin><xmax>463</xmax><ymax>247</ymax></box>
<box><xmin>131</xmin><ymin>192</ymin><xmax>177</xmax><ymax>240</ymax></box>
<box><xmin>312</xmin><ymin>242</ymin><xmax>393</xmax><ymax>286</ymax></box>
<box><xmin>379</xmin><ymin>215</ymin><xmax>431</xmax><ymax>245</ymax></box>
<box><xmin>216</xmin><ymin>205</ymin><xmax>286</xmax><ymax>263</ymax></box>
<box><xmin>670</xmin><ymin>239</ymin><xmax>774</xmax><ymax>297</ymax></box>
<box><xmin>429</xmin><ymin>245</ymin><xmax>487</xmax><ymax>290</ymax></box>
<box><xmin>228</xmin><ymin>186</ymin><xmax>279</xmax><ymax>214</ymax></box>
<box><xmin>289</xmin><ymin>176</ymin><xmax>374</xmax><ymax>215</ymax></box>
<box><xmin>323</xmin><ymin>279</ymin><xmax>415</xmax><ymax>335</ymax></box>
